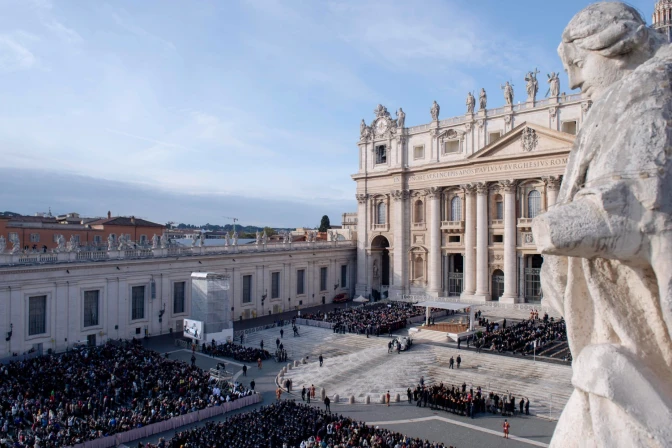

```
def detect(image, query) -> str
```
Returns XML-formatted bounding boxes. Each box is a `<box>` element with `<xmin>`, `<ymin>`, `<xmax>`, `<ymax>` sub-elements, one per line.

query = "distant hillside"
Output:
<box><xmin>0</xmin><ymin>211</ymin><xmax>21</xmax><ymax>217</ymax></box>
<box><xmin>174</xmin><ymin>223</ymin><xmax>294</xmax><ymax>233</ymax></box>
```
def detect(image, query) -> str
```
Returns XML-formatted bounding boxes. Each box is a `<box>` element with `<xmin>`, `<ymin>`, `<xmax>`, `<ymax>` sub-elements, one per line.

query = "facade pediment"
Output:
<box><xmin>468</xmin><ymin>122</ymin><xmax>575</xmax><ymax>160</ymax></box>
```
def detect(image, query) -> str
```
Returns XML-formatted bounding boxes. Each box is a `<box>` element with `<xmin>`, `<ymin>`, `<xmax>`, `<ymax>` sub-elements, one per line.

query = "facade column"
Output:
<box><xmin>427</xmin><ymin>187</ymin><xmax>441</xmax><ymax>296</ymax></box>
<box><xmin>355</xmin><ymin>194</ymin><xmax>369</xmax><ymax>297</ymax></box>
<box><xmin>500</xmin><ymin>180</ymin><xmax>518</xmax><ymax>303</ymax></box>
<box><xmin>461</xmin><ymin>184</ymin><xmax>476</xmax><ymax>297</ymax></box>
<box><xmin>473</xmin><ymin>182</ymin><xmax>490</xmax><ymax>301</ymax></box>
<box><xmin>390</xmin><ymin>189</ymin><xmax>409</xmax><ymax>299</ymax></box>
<box><xmin>544</xmin><ymin>176</ymin><xmax>561</xmax><ymax>209</ymax></box>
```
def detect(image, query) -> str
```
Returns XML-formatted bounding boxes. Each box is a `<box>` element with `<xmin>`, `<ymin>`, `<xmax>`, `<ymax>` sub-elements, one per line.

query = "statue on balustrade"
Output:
<box><xmin>396</xmin><ymin>108</ymin><xmax>405</xmax><ymax>128</ymax></box>
<box><xmin>224</xmin><ymin>232</ymin><xmax>230</xmax><ymax>246</ymax></box>
<box><xmin>430</xmin><ymin>100</ymin><xmax>440</xmax><ymax>121</ymax></box>
<box><xmin>525</xmin><ymin>68</ymin><xmax>540</xmax><ymax>102</ymax></box>
<box><xmin>107</xmin><ymin>234</ymin><xmax>115</xmax><ymax>251</ymax></box>
<box><xmin>117</xmin><ymin>234</ymin><xmax>127</xmax><ymax>251</ymax></box>
<box><xmin>262</xmin><ymin>230</ymin><xmax>267</xmax><ymax>244</ymax></box>
<box><xmin>56</xmin><ymin>234</ymin><xmax>66</xmax><ymax>252</ymax></box>
<box><xmin>232</xmin><ymin>231</ymin><xmax>238</xmax><ymax>245</ymax></box>
<box><xmin>255</xmin><ymin>231</ymin><xmax>261</xmax><ymax>245</ymax></box>
<box><xmin>547</xmin><ymin>72</ymin><xmax>560</xmax><ymax>97</ymax></box>
<box><xmin>0</xmin><ymin>235</ymin><xmax>6</xmax><ymax>253</ymax></box>
<box><xmin>198</xmin><ymin>233</ymin><xmax>204</xmax><ymax>247</ymax></box>
<box><xmin>466</xmin><ymin>92</ymin><xmax>475</xmax><ymax>114</ymax></box>
<box><xmin>531</xmin><ymin>3</ymin><xmax>672</xmax><ymax>447</ymax></box>
<box><xmin>500</xmin><ymin>81</ymin><xmax>514</xmax><ymax>105</ymax></box>
<box><xmin>152</xmin><ymin>234</ymin><xmax>159</xmax><ymax>249</ymax></box>
<box><xmin>9</xmin><ymin>234</ymin><xmax>20</xmax><ymax>254</ymax></box>
<box><xmin>160</xmin><ymin>233</ymin><xmax>168</xmax><ymax>249</ymax></box>
<box><xmin>479</xmin><ymin>88</ymin><xmax>487</xmax><ymax>110</ymax></box>
<box><xmin>67</xmin><ymin>235</ymin><xmax>78</xmax><ymax>252</ymax></box>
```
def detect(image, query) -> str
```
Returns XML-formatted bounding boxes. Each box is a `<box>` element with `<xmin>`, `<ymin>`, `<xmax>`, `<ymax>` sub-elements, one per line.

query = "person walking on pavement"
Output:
<box><xmin>396</xmin><ymin>342</ymin><xmax>401</xmax><ymax>354</ymax></box>
<box><xmin>257</xmin><ymin>358</ymin><xmax>262</xmax><ymax>369</ymax></box>
<box><xmin>319</xmin><ymin>354</ymin><xmax>324</xmax><ymax>367</ymax></box>
<box><xmin>250</xmin><ymin>379</ymin><xmax>255</xmax><ymax>391</ymax></box>
<box><xmin>240</xmin><ymin>334</ymin><xmax>244</xmax><ymax>345</ymax></box>
<box><xmin>307</xmin><ymin>388</ymin><xmax>311</xmax><ymax>404</ymax></box>
<box><xmin>449</xmin><ymin>356</ymin><xmax>454</xmax><ymax>369</ymax></box>
<box><xmin>301</xmin><ymin>386</ymin><xmax>306</xmax><ymax>402</ymax></box>
<box><xmin>260</xmin><ymin>340</ymin><xmax>264</xmax><ymax>350</ymax></box>
<box><xmin>310</xmin><ymin>384</ymin><xmax>316</xmax><ymax>399</ymax></box>
<box><xmin>519</xmin><ymin>397</ymin><xmax>525</xmax><ymax>415</ymax></box>
<box><xmin>407</xmin><ymin>388</ymin><xmax>412</xmax><ymax>404</ymax></box>
<box><xmin>503</xmin><ymin>419</ymin><xmax>510</xmax><ymax>439</ymax></box>
<box><xmin>457</xmin><ymin>338</ymin><xmax>461</xmax><ymax>349</ymax></box>
<box><xmin>324</xmin><ymin>396</ymin><xmax>331</xmax><ymax>412</ymax></box>
<box><xmin>456</xmin><ymin>354</ymin><xmax>462</xmax><ymax>368</ymax></box>
<box><xmin>190</xmin><ymin>354</ymin><xmax>196</xmax><ymax>367</ymax></box>
<box><xmin>276</xmin><ymin>338</ymin><xmax>280</xmax><ymax>349</ymax></box>
<box><xmin>276</xmin><ymin>387</ymin><xmax>282</xmax><ymax>401</ymax></box>
<box><xmin>388</xmin><ymin>340</ymin><xmax>393</xmax><ymax>354</ymax></box>
<box><xmin>280</xmin><ymin>328</ymin><xmax>284</xmax><ymax>338</ymax></box>
<box><xmin>242</xmin><ymin>365</ymin><xmax>247</xmax><ymax>376</ymax></box>
<box><xmin>525</xmin><ymin>398</ymin><xmax>530</xmax><ymax>415</ymax></box>
<box><xmin>386</xmin><ymin>391</ymin><xmax>391</xmax><ymax>407</ymax></box>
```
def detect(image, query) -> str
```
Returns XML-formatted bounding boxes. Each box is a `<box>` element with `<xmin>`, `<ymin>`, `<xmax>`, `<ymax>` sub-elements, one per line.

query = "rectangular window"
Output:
<box><xmin>28</xmin><ymin>295</ymin><xmax>47</xmax><ymax>336</ymax></box>
<box><xmin>83</xmin><ymin>290</ymin><xmax>99</xmax><ymax>327</ymax></box>
<box><xmin>140</xmin><ymin>235</ymin><xmax>147</xmax><ymax>244</ymax></box>
<box><xmin>271</xmin><ymin>272</ymin><xmax>280</xmax><ymax>299</ymax></box>
<box><xmin>448</xmin><ymin>235</ymin><xmax>461</xmax><ymax>243</ymax></box>
<box><xmin>489</xmin><ymin>132</ymin><xmax>502</xmax><ymax>144</ymax></box>
<box><xmin>561</xmin><ymin>120</ymin><xmax>577</xmax><ymax>135</ymax></box>
<box><xmin>173</xmin><ymin>281</ymin><xmax>186</xmax><ymax>314</ymax></box>
<box><xmin>496</xmin><ymin>201</ymin><xmax>504</xmax><ymax>220</ymax></box>
<box><xmin>443</xmin><ymin>140</ymin><xmax>460</xmax><ymax>154</ymax></box>
<box><xmin>72</xmin><ymin>235</ymin><xmax>80</xmax><ymax>244</ymax></box>
<box><xmin>131</xmin><ymin>286</ymin><xmax>145</xmax><ymax>320</ymax></box>
<box><xmin>297</xmin><ymin>269</ymin><xmax>305</xmax><ymax>295</ymax></box>
<box><xmin>93</xmin><ymin>235</ymin><xmax>102</xmax><ymax>244</ymax></box>
<box><xmin>375</xmin><ymin>145</ymin><xmax>387</xmax><ymax>164</ymax></box>
<box><xmin>493</xmin><ymin>234</ymin><xmax>504</xmax><ymax>244</ymax></box>
<box><xmin>341</xmin><ymin>265</ymin><xmax>347</xmax><ymax>288</ymax></box>
<box><xmin>320</xmin><ymin>267</ymin><xmax>328</xmax><ymax>292</ymax></box>
<box><xmin>242</xmin><ymin>275</ymin><xmax>252</xmax><ymax>303</ymax></box>
<box><xmin>30</xmin><ymin>233</ymin><xmax>40</xmax><ymax>243</ymax></box>
<box><xmin>413</xmin><ymin>145</ymin><xmax>424</xmax><ymax>159</ymax></box>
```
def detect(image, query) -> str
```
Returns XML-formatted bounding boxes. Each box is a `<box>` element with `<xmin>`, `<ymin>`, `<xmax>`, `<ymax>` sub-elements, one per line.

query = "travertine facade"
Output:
<box><xmin>353</xmin><ymin>93</ymin><xmax>589</xmax><ymax>302</ymax></box>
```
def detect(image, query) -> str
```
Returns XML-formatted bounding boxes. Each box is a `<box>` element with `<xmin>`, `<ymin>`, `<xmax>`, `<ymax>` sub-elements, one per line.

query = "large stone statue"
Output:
<box><xmin>107</xmin><ymin>234</ymin><xmax>115</xmax><ymax>251</ymax></box>
<box><xmin>255</xmin><ymin>230</ymin><xmax>261</xmax><ymax>245</ymax></box>
<box><xmin>224</xmin><ymin>232</ymin><xmax>230</xmax><ymax>246</ymax></box>
<box><xmin>160</xmin><ymin>233</ymin><xmax>167</xmax><ymax>249</ymax></box>
<box><xmin>547</xmin><ymin>72</ymin><xmax>560</xmax><ymax>97</ymax></box>
<box><xmin>56</xmin><ymin>234</ymin><xmax>66</xmax><ymax>252</ymax></box>
<box><xmin>430</xmin><ymin>100</ymin><xmax>440</xmax><ymax>121</ymax></box>
<box><xmin>479</xmin><ymin>88</ymin><xmax>487</xmax><ymax>110</ymax></box>
<box><xmin>9</xmin><ymin>234</ymin><xmax>19</xmax><ymax>254</ymax></box>
<box><xmin>232</xmin><ymin>231</ymin><xmax>238</xmax><ymax>246</ymax></box>
<box><xmin>465</xmin><ymin>92</ymin><xmax>475</xmax><ymax>114</ymax></box>
<box><xmin>67</xmin><ymin>235</ymin><xmax>78</xmax><ymax>252</ymax></box>
<box><xmin>262</xmin><ymin>230</ymin><xmax>267</xmax><ymax>245</ymax></box>
<box><xmin>0</xmin><ymin>235</ymin><xmax>5</xmax><ymax>253</ymax></box>
<box><xmin>531</xmin><ymin>3</ymin><xmax>672</xmax><ymax>447</ymax></box>
<box><xmin>500</xmin><ymin>81</ymin><xmax>514</xmax><ymax>105</ymax></box>
<box><xmin>152</xmin><ymin>234</ymin><xmax>159</xmax><ymax>249</ymax></box>
<box><xmin>396</xmin><ymin>108</ymin><xmax>405</xmax><ymax>128</ymax></box>
<box><xmin>524</xmin><ymin>69</ymin><xmax>540</xmax><ymax>102</ymax></box>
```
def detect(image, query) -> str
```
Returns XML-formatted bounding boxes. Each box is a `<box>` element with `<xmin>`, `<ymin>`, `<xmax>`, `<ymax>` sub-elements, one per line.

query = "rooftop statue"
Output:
<box><xmin>430</xmin><ymin>100</ymin><xmax>440</xmax><ymax>121</ymax></box>
<box><xmin>479</xmin><ymin>88</ymin><xmax>487</xmax><ymax>110</ymax></box>
<box><xmin>532</xmin><ymin>3</ymin><xmax>672</xmax><ymax>446</ymax></box>
<box><xmin>466</xmin><ymin>92</ymin><xmax>475</xmax><ymax>114</ymax></box>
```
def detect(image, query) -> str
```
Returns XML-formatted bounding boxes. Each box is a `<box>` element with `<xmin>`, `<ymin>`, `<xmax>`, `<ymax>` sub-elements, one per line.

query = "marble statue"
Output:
<box><xmin>525</xmin><ymin>69</ymin><xmax>540</xmax><ymax>102</ymax></box>
<box><xmin>224</xmin><ymin>232</ymin><xmax>230</xmax><ymax>246</ymax></box>
<box><xmin>430</xmin><ymin>100</ymin><xmax>440</xmax><ymax>121</ymax></box>
<box><xmin>372</xmin><ymin>261</ymin><xmax>379</xmax><ymax>279</ymax></box>
<box><xmin>152</xmin><ymin>234</ymin><xmax>159</xmax><ymax>249</ymax></box>
<box><xmin>107</xmin><ymin>234</ymin><xmax>115</xmax><ymax>251</ymax></box>
<box><xmin>328</xmin><ymin>230</ymin><xmax>335</xmax><ymax>241</ymax></box>
<box><xmin>262</xmin><ymin>230</ymin><xmax>267</xmax><ymax>244</ymax></box>
<box><xmin>160</xmin><ymin>233</ymin><xmax>167</xmax><ymax>249</ymax></box>
<box><xmin>466</xmin><ymin>92</ymin><xmax>475</xmax><ymax>114</ymax></box>
<box><xmin>0</xmin><ymin>235</ymin><xmax>5</xmax><ymax>253</ymax></box>
<box><xmin>9</xmin><ymin>234</ymin><xmax>19</xmax><ymax>254</ymax></box>
<box><xmin>396</xmin><ymin>108</ymin><xmax>405</xmax><ymax>128</ymax></box>
<box><xmin>191</xmin><ymin>235</ymin><xmax>197</xmax><ymax>247</ymax></box>
<box><xmin>232</xmin><ymin>232</ymin><xmax>238</xmax><ymax>246</ymax></box>
<box><xmin>198</xmin><ymin>233</ymin><xmax>204</xmax><ymax>247</ymax></box>
<box><xmin>500</xmin><ymin>81</ymin><xmax>514</xmax><ymax>105</ymax></box>
<box><xmin>547</xmin><ymin>72</ymin><xmax>560</xmax><ymax>97</ymax></box>
<box><xmin>531</xmin><ymin>3</ymin><xmax>672</xmax><ymax>447</ymax></box>
<box><xmin>360</xmin><ymin>119</ymin><xmax>366</xmax><ymax>136</ymax></box>
<box><xmin>255</xmin><ymin>231</ymin><xmax>261</xmax><ymax>245</ymax></box>
<box><xmin>479</xmin><ymin>88</ymin><xmax>487</xmax><ymax>110</ymax></box>
<box><xmin>117</xmin><ymin>234</ymin><xmax>126</xmax><ymax>251</ymax></box>
<box><xmin>56</xmin><ymin>234</ymin><xmax>66</xmax><ymax>252</ymax></box>
<box><xmin>67</xmin><ymin>235</ymin><xmax>77</xmax><ymax>252</ymax></box>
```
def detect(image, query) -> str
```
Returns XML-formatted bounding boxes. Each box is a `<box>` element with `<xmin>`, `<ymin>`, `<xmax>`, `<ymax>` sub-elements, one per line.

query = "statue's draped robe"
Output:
<box><xmin>535</xmin><ymin>46</ymin><xmax>672</xmax><ymax>447</ymax></box>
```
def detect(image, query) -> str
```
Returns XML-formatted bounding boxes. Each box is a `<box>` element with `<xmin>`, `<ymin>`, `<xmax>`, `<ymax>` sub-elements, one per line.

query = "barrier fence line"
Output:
<box><xmin>396</xmin><ymin>295</ymin><xmax>553</xmax><ymax>314</ymax></box>
<box><xmin>69</xmin><ymin>393</ymin><xmax>262</xmax><ymax>448</ymax></box>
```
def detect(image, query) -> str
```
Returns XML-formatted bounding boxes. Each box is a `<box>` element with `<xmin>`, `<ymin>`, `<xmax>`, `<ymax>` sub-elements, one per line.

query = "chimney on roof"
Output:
<box><xmin>107</xmin><ymin>211</ymin><xmax>111</xmax><ymax>219</ymax></box>
<box><xmin>131</xmin><ymin>216</ymin><xmax>135</xmax><ymax>225</ymax></box>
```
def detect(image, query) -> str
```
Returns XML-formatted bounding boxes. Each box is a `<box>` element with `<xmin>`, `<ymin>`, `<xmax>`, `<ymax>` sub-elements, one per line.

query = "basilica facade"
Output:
<box><xmin>353</xmin><ymin>83</ymin><xmax>590</xmax><ymax>303</ymax></box>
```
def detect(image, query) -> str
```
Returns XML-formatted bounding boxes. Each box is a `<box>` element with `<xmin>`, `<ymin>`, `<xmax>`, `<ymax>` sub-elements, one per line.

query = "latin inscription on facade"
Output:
<box><xmin>393</xmin><ymin>157</ymin><xmax>568</xmax><ymax>183</ymax></box>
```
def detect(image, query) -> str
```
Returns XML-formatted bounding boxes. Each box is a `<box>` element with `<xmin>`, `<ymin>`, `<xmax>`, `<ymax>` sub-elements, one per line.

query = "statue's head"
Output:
<box><xmin>559</xmin><ymin>2</ymin><xmax>665</xmax><ymax>100</ymax></box>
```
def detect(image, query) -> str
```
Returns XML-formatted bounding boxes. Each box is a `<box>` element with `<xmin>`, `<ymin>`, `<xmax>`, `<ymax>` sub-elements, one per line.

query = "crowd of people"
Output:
<box><xmin>201</xmin><ymin>340</ymin><xmax>271</xmax><ymax>363</ymax></box>
<box><xmin>145</xmin><ymin>400</ymin><xmax>452</xmax><ymax>448</ymax></box>
<box><xmin>303</xmin><ymin>302</ymin><xmax>426</xmax><ymax>336</ymax></box>
<box><xmin>474</xmin><ymin>313</ymin><xmax>567</xmax><ymax>356</ymax></box>
<box><xmin>409</xmin><ymin>380</ymin><xmax>529</xmax><ymax>418</ymax></box>
<box><xmin>0</xmin><ymin>340</ymin><xmax>253</xmax><ymax>447</ymax></box>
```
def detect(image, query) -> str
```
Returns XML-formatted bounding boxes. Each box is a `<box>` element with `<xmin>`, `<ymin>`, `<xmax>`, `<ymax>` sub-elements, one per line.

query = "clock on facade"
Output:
<box><xmin>375</xmin><ymin>119</ymin><xmax>388</xmax><ymax>135</ymax></box>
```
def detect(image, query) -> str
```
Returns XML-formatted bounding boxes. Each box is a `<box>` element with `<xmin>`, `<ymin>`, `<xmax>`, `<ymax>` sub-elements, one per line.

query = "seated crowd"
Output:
<box><xmin>410</xmin><ymin>381</ymin><xmax>529</xmax><ymax>418</ymax></box>
<box><xmin>303</xmin><ymin>302</ymin><xmax>425</xmax><ymax>336</ymax></box>
<box><xmin>146</xmin><ymin>400</ymin><xmax>450</xmax><ymax>448</ymax></box>
<box><xmin>0</xmin><ymin>340</ymin><xmax>253</xmax><ymax>447</ymax></box>
<box><xmin>201</xmin><ymin>340</ymin><xmax>271</xmax><ymax>363</ymax></box>
<box><xmin>474</xmin><ymin>314</ymin><xmax>567</xmax><ymax>356</ymax></box>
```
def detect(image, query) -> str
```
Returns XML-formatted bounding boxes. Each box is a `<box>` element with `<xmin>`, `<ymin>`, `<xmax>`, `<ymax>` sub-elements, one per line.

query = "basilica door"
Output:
<box><xmin>491</xmin><ymin>270</ymin><xmax>504</xmax><ymax>301</ymax></box>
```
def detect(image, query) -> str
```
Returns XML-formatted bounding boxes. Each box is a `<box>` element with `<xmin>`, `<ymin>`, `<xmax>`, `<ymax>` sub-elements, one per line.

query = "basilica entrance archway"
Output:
<box><xmin>371</xmin><ymin>235</ymin><xmax>390</xmax><ymax>300</ymax></box>
<box><xmin>524</xmin><ymin>254</ymin><xmax>544</xmax><ymax>303</ymax></box>
<box><xmin>491</xmin><ymin>269</ymin><xmax>504</xmax><ymax>301</ymax></box>
<box><xmin>447</xmin><ymin>254</ymin><xmax>464</xmax><ymax>296</ymax></box>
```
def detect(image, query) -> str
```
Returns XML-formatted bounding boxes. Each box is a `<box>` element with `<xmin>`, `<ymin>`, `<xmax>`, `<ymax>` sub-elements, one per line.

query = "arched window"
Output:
<box><xmin>414</xmin><ymin>256</ymin><xmax>424</xmax><ymax>279</ymax></box>
<box><xmin>495</xmin><ymin>194</ymin><xmax>503</xmax><ymax>220</ymax></box>
<box><xmin>377</xmin><ymin>202</ymin><xmax>386</xmax><ymax>225</ymax></box>
<box><xmin>527</xmin><ymin>190</ymin><xmax>541</xmax><ymax>218</ymax></box>
<box><xmin>450</xmin><ymin>196</ymin><xmax>462</xmax><ymax>221</ymax></box>
<box><xmin>414</xmin><ymin>200</ymin><xmax>424</xmax><ymax>223</ymax></box>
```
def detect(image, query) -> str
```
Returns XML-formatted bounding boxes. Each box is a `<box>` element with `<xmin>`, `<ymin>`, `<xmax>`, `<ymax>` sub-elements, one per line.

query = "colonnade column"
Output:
<box><xmin>545</xmin><ymin>176</ymin><xmax>561</xmax><ymax>209</ymax></box>
<box><xmin>427</xmin><ymin>187</ymin><xmax>441</xmax><ymax>296</ymax></box>
<box><xmin>461</xmin><ymin>184</ymin><xmax>476</xmax><ymax>297</ymax></box>
<box><xmin>355</xmin><ymin>194</ymin><xmax>369</xmax><ymax>297</ymax></box>
<box><xmin>474</xmin><ymin>182</ymin><xmax>490</xmax><ymax>301</ymax></box>
<box><xmin>390</xmin><ymin>189</ymin><xmax>408</xmax><ymax>299</ymax></box>
<box><xmin>500</xmin><ymin>180</ymin><xmax>518</xmax><ymax>303</ymax></box>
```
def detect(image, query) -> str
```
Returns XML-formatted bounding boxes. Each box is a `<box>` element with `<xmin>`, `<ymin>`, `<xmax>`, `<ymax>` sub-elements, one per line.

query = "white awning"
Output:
<box><xmin>414</xmin><ymin>301</ymin><xmax>476</xmax><ymax>310</ymax></box>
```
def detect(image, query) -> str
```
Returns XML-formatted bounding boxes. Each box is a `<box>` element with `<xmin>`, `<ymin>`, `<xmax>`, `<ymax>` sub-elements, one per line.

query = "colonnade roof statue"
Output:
<box><xmin>531</xmin><ymin>2</ymin><xmax>672</xmax><ymax>447</ymax></box>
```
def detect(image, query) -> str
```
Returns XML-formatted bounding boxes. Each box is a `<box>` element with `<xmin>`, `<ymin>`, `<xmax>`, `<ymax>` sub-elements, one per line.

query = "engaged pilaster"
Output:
<box><xmin>427</xmin><ymin>187</ymin><xmax>442</xmax><ymax>296</ymax></box>
<box><xmin>500</xmin><ymin>180</ymin><xmax>518</xmax><ymax>303</ymax></box>
<box><xmin>473</xmin><ymin>182</ymin><xmax>490</xmax><ymax>301</ymax></box>
<box><xmin>461</xmin><ymin>184</ymin><xmax>477</xmax><ymax>297</ymax></box>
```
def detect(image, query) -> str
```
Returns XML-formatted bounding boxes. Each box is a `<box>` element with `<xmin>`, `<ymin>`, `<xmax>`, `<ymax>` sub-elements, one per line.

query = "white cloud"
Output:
<box><xmin>0</xmin><ymin>35</ymin><xmax>36</xmax><ymax>72</ymax></box>
<box><xmin>110</xmin><ymin>11</ymin><xmax>176</xmax><ymax>51</ymax></box>
<box><xmin>45</xmin><ymin>20</ymin><xmax>83</xmax><ymax>44</ymax></box>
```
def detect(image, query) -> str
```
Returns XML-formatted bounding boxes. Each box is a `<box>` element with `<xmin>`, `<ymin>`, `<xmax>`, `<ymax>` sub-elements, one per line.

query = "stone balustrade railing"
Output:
<box><xmin>0</xmin><ymin>240</ymin><xmax>356</xmax><ymax>267</ymax></box>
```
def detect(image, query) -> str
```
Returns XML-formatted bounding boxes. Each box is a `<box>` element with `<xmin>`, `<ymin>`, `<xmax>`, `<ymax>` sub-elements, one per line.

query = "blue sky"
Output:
<box><xmin>0</xmin><ymin>0</ymin><xmax>656</xmax><ymax>227</ymax></box>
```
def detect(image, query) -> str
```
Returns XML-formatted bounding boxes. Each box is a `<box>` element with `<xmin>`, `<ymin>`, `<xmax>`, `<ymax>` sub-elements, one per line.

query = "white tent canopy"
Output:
<box><xmin>413</xmin><ymin>301</ymin><xmax>478</xmax><ymax>331</ymax></box>
<box><xmin>353</xmin><ymin>295</ymin><xmax>369</xmax><ymax>303</ymax></box>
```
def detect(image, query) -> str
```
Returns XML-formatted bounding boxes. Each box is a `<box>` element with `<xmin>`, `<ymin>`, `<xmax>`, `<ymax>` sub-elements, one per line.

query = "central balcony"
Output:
<box><xmin>517</xmin><ymin>218</ymin><xmax>534</xmax><ymax>230</ymax></box>
<box><xmin>440</xmin><ymin>220</ymin><xmax>465</xmax><ymax>232</ymax></box>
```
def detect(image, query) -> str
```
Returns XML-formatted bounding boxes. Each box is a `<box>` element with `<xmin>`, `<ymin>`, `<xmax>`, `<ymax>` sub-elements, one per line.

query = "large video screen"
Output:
<box><xmin>183</xmin><ymin>319</ymin><xmax>204</xmax><ymax>340</ymax></box>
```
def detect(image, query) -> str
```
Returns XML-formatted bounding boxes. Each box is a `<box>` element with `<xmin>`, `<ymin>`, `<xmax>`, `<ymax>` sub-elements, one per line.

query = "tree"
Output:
<box><xmin>318</xmin><ymin>215</ymin><xmax>331</xmax><ymax>232</ymax></box>
<box><xmin>262</xmin><ymin>226</ymin><xmax>276</xmax><ymax>237</ymax></box>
